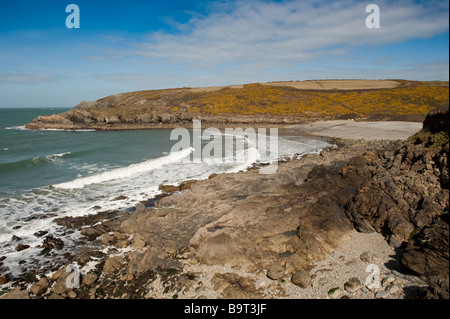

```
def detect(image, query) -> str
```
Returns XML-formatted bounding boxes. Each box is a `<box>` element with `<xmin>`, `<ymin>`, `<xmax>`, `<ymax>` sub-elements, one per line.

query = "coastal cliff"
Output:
<box><xmin>3</xmin><ymin>104</ymin><xmax>448</xmax><ymax>299</ymax></box>
<box><xmin>24</xmin><ymin>80</ymin><xmax>448</xmax><ymax>130</ymax></box>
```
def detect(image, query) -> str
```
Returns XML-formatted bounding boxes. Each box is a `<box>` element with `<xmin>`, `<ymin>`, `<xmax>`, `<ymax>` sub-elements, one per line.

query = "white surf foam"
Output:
<box><xmin>53</xmin><ymin>147</ymin><xmax>194</xmax><ymax>189</ymax></box>
<box><xmin>4</xmin><ymin>125</ymin><xmax>28</xmax><ymax>130</ymax></box>
<box><xmin>0</xmin><ymin>134</ymin><xmax>334</xmax><ymax>277</ymax></box>
<box><xmin>31</xmin><ymin>152</ymin><xmax>72</xmax><ymax>164</ymax></box>
<box><xmin>38</xmin><ymin>128</ymin><xmax>65</xmax><ymax>131</ymax></box>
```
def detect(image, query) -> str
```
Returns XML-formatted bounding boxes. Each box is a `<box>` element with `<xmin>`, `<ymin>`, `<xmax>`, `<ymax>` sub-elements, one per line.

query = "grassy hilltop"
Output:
<box><xmin>26</xmin><ymin>79</ymin><xmax>449</xmax><ymax>130</ymax></box>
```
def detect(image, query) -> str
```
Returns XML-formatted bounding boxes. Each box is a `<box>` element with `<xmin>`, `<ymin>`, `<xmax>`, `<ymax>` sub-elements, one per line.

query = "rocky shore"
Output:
<box><xmin>1</xmin><ymin>106</ymin><xmax>448</xmax><ymax>300</ymax></box>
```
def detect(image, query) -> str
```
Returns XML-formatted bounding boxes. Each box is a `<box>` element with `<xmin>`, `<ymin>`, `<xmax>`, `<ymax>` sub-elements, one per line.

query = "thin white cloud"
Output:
<box><xmin>94</xmin><ymin>58</ymin><xmax>449</xmax><ymax>91</ymax></box>
<box><xmin>95</xmin><ymin>73</ymin><xmax>150</xmax><ymax>84</ymax></box>
<box><xmin>264</xmin><ymin>59</ymin><xmax>450</xmax><ymax>81</ymax></box>
<box><xmin>0</xmin><ymin>71</ymin><xmax>59</xmax><ymax>84</ymax></box>
<box><xmin>131</xmin><ymin>0</ymin><xmax>448</xmax><ymax>68</ymax></box>
<box><xmin>90</xmin><ymin>0</ymin><xmax>448</xmax><ymax>85</ymax></box>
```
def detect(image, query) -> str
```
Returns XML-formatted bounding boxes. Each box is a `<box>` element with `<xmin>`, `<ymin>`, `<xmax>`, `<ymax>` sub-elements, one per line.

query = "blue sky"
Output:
<box><xmin>0</xmin><ymin>0</ymin><xmax>448</xmax><ymax>108</ymax></box>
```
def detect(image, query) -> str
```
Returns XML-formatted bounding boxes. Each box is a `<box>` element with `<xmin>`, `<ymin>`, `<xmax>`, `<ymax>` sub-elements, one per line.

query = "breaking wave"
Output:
<box><xmin>0</xmin><ymin>152</ymin><xmax>74</xmax><ymax>173</ymax></box>
<box><xmin>53</xmin><ymin>147</ymin><xmax>194</xmax><ymax>189</ymax></box>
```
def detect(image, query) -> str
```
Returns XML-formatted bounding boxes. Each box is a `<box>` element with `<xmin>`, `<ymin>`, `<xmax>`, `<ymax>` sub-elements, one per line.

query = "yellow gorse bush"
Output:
<box><xmin>187</xmin><ymin>83</ymin><xmax>448</xmax><ymax>117</ymax></box>
<box><xmin>85</xmin><ymin>81</ymin><xmax>449</xmax><ymax>120</ymax></box>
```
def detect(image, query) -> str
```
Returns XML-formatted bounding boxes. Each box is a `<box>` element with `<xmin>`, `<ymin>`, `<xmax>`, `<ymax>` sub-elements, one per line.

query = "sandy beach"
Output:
<box><xmin>283</xmin><ymin>120</ymin><xmax>423</xmax><ymax>140</ymax></box>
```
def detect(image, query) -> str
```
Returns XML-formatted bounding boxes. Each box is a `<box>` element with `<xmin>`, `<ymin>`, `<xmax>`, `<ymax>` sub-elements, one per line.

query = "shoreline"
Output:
<box><xmin>0</xmin><ymin>118</ymin><xmax>447</xmax><ymax>299</ymax></box>
<box><xmin>24</xmin><ymin>117</ymin><xmax>426</xmax><ymax>132</ymax></box>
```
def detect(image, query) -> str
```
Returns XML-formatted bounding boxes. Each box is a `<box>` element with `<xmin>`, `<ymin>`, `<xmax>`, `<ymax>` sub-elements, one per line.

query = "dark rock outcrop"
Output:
<box><xmin>268</xmin><ymin>105</ymin><xmax>449</xmax><ymax>297</ymax></box>
<box><xmin>328</xmin><ymin>105</ymin><xmax>449</xmax><ymax>297</ymax></box>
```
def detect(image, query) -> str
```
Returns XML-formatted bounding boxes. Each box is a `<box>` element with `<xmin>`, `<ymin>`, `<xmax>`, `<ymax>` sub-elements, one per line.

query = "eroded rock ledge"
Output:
<box><xmin>2</xmin><ymin>106</ymin><xmax>448</xmax><ymax>299</ymax></box>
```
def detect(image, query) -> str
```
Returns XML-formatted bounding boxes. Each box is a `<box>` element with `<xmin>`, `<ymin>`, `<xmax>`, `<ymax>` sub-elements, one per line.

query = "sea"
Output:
<box><xmin>0</xmin><ymin>108</ymin><xmax>332</xmax><ymax>276</ymax></box>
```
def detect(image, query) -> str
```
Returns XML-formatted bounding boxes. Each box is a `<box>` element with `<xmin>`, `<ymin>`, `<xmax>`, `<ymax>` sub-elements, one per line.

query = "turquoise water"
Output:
<box><xmin>0</xmin><ymin>108</ymin><xmax>332</xmax><ymax>276</ymax></box>
<box><xmin>0</xmin><ymin>108</ymin><xmax>176</xmax><ymax>195</ymax></box>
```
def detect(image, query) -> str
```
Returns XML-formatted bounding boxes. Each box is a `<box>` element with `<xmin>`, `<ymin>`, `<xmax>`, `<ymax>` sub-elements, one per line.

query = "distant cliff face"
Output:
<box><xmin>25</xmin><ymin>80</ymin><xmax>448</xmax><ymax>130</ymax></box>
